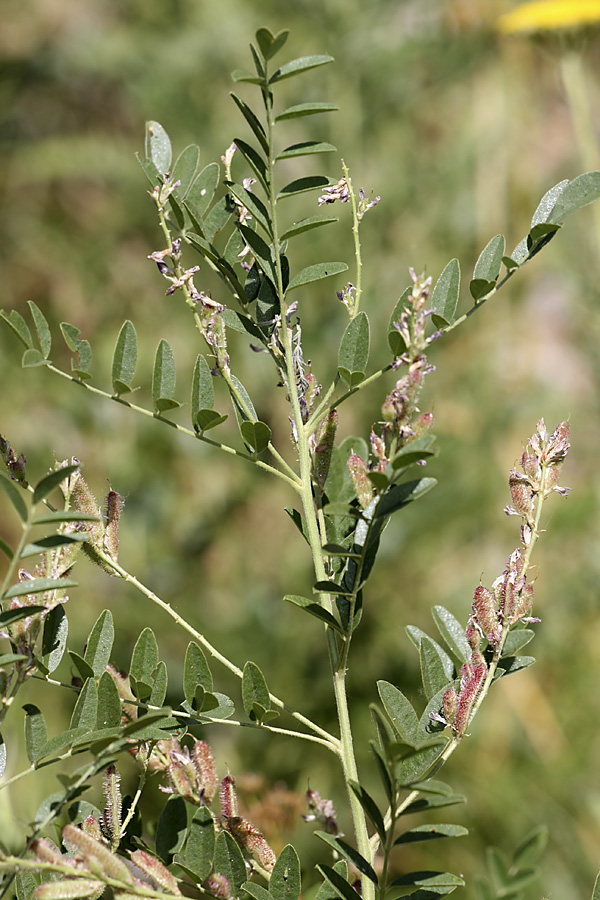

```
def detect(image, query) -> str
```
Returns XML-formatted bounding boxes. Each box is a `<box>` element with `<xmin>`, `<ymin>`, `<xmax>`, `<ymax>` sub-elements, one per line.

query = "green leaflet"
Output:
<box><xmin>269</xmin><ymin>54</ymin><xmax>334</xmax><ymax>83</ymax></box>
<box><xmin>145</xmin><ymin>120</ymin><xmax>172</xmax><ymax>174</ymax></box>
<box><xmin>152</xmin><ymin>338</ymin><xmax>181</xmax><ymax>412</ymax></box>
<box><xmin>338</xmin><ymin>311</ymin><xmax>370</xmax><ymax>386</ymax></box>
<box><xmin>183</xmin><ymin>641</ymin><xmax>213</xmax><ymax>703</ymax></box>
<box><xmin>111</xmin><ymin>320</ymin><xmax>138</xmax><ymax>395</ymax></box>
<box><xmin>287</xmin><ymin>261</ymin><xmax>348</xmax><ymax>293</ymax></box>
<box><xmin>470</xmin><ymin>234</ymin><xmax>505</xmax><ymax>300</ymax></box>
<box><xmin>41</xmin><ymin>604</ymin><xmax>68</xmax><ymax>673</ymax></box>
<box><xmin>27</xmin><ymin>301</ymin><xmax>51</xmax><ymax>358</ymax></box>
<box><xmin>23</xmin><ymin>704</ymin><xmax>47</xmax><ymax>764</ymax></box>
<box><xmin>431</xmin><ymin>258</ymin><xmax>460</xmax><ymax>327</ymax></box>
<box><xmin>270</xmin><ymin>845</ymin><xmax>302</xmax><ymax>900</ymax></box>
<box><xmin>84</xmin><ymin>610</ymin><xmax>114</xmax><ymax>677</ymax></box>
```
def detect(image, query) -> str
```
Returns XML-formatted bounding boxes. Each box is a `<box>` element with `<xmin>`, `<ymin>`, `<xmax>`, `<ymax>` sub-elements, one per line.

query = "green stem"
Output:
<box><xmin>262</xmin><ymin>71</ymin><xmax>375</xmax><ymax>900</ymax></box>
<box><xmin>341</xmin><ymin>159</ymin><xmax>363</xmax><ymax>316</ymax></box>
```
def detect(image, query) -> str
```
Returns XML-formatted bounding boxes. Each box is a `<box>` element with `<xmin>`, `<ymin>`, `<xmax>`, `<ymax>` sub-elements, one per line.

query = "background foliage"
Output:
<box><xmin>1</xmin><ymin>1</ymin><xmax>600</xmax><ymax>896</ymax></box>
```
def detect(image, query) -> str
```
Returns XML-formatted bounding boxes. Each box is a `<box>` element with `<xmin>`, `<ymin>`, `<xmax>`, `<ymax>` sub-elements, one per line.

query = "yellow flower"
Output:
<box><xmin>497</xmin><ymin>0</ymin><xmax>600</xmax><ymax>34</ymax></box>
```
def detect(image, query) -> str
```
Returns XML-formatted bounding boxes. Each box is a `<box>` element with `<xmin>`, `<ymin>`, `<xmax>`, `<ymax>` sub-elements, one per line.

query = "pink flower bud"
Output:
<box><xmin>103</xmin><ymin>490</ymin><xmax>123</xmax><ymax>563</ymax></box>
<box><xmin>509</xmin><ymin>475</ymin><xmax>534</xmax><ymax>520</ymax></box>
<box><xmin>129</xmin><ymin>849</ymin><xmax>182</xmax><ymax>895</ymax></box>
<box><xmin>206</xmin><ymin>873</ymin><xmax>232</xmax><ymax>898</ymax></box>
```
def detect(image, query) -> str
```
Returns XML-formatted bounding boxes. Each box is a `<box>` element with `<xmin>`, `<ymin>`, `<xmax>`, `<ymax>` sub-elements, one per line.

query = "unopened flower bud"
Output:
<box><xmin>413</xmin><ymin>412</ymin><xmax>434</xmax><ymax>437</ymax></box>
<box><xmin>31</xmin><ymin>839</ymin><xmax>64</xmax><ymax>865</ymax></box>
<box><xmin>510</xmin><ymin>582</ymin><xmax>534</xmax><ymax>622</ymax></box>
<box><xmin>521</xmin><ymin>452</ymin><xmax>539</xmax><ymax>480</ymax></box>
<box><xmin>465</xmin><ymin>622</ymin><xmax>480</xmax><ymax>652</ymax></box>
<box><xmin>453</xmin><ymin>662</ymin><xmax>487</xmax><ymax>738</ymax></box>
<box><xmin>381</xmin><ymin>397</ymin><xmax>397</xmax><ymax>423</ymax></box>
<box><xmin>81</xmin><ymin>814</ymin><xmax>102</xmax><ymax>842</ymax></box>
<box><xmin>347</xmin><ymin>454</ymin><xmax>374</xmax><ymax>509</ymax></box>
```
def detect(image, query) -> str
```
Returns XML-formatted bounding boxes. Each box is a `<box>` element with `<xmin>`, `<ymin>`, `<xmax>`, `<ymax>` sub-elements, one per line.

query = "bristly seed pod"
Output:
<box><xmin>34</xmin><ymin>880</ymin><xmax>105</xmax><ymax>899</ymax></box>
<box><xmin>192</xmin><ymin>740</ymin><xmax>218</xmax><ymax>803</ymax></box>
<box><xmin>347</xmin><ymin>453</ymin><xmax>374</xmax><ymax>509</ymax></box>
<box><xmin>103</xmin><ymin>490</ymin><xmax>123</xmax><ymax>564</ymax></box>
<box><xmin>227</xmin><ymin>816</ymin><xmax>276</xmax><ymax>872</ymax></box>
<box><xmin>219</xmin><ymin>774</ymin><xmax>238</xmax><ymax>818</ymax></box>
<box><xmin>313</xmin><ymin>409</ymin><xmax>338</xmax><ymax>490</ymax></box>
<box><xmin>205</xmin><ymin>873</ymin><xmax>232</xmax><ymax>899</ymax></box>
<box><xmin>129</xmin><ymin>850</ymin><xmax>182</xmax><ymax>895</ymax></box>
<box><xmin>472</xmin><ymin>585</ymin><xmax>500</xmax><ymax>646</ymax></box>
<box><xmin>442</xmin><ymin>688</ymin><xmax>458</xmax><ymax>725</ymax></box>
<box><xmin>102</xmin><ymin>764</ymin><xmax>122</xmax><ymax>850</ymax></box>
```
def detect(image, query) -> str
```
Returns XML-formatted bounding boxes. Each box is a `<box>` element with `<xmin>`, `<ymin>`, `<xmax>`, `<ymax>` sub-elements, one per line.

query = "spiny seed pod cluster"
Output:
<box><xmin>70</xmin><ymin>473</ymin><xmax>123</xmax><ymax>574</ymax></box>
<box><xmin>156</xmin><ymin>738</ymin><xmax>218</xmax><ymax>805</ymax></box>
<box><xmin>219</xmin><ymin>774</ymin><xmax>276</xmax><ymax>872</ymax></box>
<box><xmin>436</xmin><ymin>420</ymin><xmax>570</xmax><ymax>740</ymax></box>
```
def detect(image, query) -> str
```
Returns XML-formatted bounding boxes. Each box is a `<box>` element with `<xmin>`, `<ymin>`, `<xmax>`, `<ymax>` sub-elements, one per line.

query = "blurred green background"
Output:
<box><xmin>2</xmin><ymin>0</ymin><xmax>600</xmax><ymax>896</ymax></box>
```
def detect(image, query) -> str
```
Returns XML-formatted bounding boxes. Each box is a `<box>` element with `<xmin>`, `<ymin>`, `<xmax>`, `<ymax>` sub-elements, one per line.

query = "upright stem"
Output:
<box><xmin>262</xmin><ymin>75</ymin><xmax>375</xmax><ymax>897</ymax></box>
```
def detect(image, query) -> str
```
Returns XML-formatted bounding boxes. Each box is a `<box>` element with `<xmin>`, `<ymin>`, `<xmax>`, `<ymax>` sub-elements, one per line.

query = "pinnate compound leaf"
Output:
<box><xmin>277</xmin><ymin>175</ymin><xmax>334</xmax><ymax>199</ymax></box>
<box><xmin>0</xmin><ymin>308</ymin><xmax>33</xmax><ymax>348</ymax></box>
<box><xmin>316</xmin><ymin>833</ymin><xmax>378</xmax><ymax>885</ymax></box>
<box><xmin>32</xmin><ymin>464</ymin><xmax>79</xmax><ymax>505</ymax></box>
<box><xmin>152</xmin><ymin>338</ymin><xmax>181</xmax><ymax>412</ymax></box>
<box><xmin>130</xmin><ymin>627</ymin><xmax>159</xmax><ymax>684</ymax></box>
<box><xmin>145</xmin><ymin>120</ymin><xmax>172</xmax><ymax>174</ymax></box>
<box><xmin>431</xmin><ymin>258</ymin><xmax>460</xmax><ymax>327</ymax></box>
<box><xmin>70</xmin><ymin>677</ymin><xmax>98</xmax><ymax>730</ymax></box>
<box><xmin>0</xmin><ymin>473</ymin><xmax>28</xmax><ymax>522</ymax></box>
<box><xmin>284</xmin><ymin>595</ymin><xmax>343</xmax><ymax>633</ymax></box>
<box><xmin>180</xmin><ymin>806</ymin><xmax>215</xmax><ymax>882</ymax></box>
<box><xmin>288</xmin><ymin>261</ymin><xmax>348</xmax><ymax>292</ymax></box>
<box><xmin>242</xmin><ymin>660</ymin><xmax>271</xmax><ymax>721</ymax></box>
<box><xmin>214</xmin><ymin>830</ymin><xmax>247</xmax><ymax>897</ymax></box>
<box><xmin>432</xmin><ymin>605</ymin><xmax>470</xmax><ymax>668</ymax></box>
<box><xmin>394</xmin><ymin>823</ymin><xmax>468</xmax><ymax>845</ymax></box>
<box><xmin>112</xmin><ymin>320</ymin><xmax>137</xmax><ymax>395</ymax></box>
<box><xmin>27</xmin><ymin>301</ymin><xmax>51</xmax><ymax>358</ymax></box>
<box><xmin>256</xmin><ymin>27</ymin><xmax>289</xmax><ymax>60</ymax></box>
<box><xmin>186</xmin><ymin>162</ymin><xmax>220</xmax><ymax>221</ymax></box>
<box><xmin>270</xmin><ymin>845</ymin><xmax>301</xmax><ymax>900</ymax></box>
<box><xmin>280</xmin><ymin>215</ymin><xmax>337</xmax><ymax>242</ymax></box>
<box><xmin>96</xmin><ymin>670</ymin><xmax>121</xmax><ymax>729</ymax></box>
<box><xmin>470</xmin><ymin>234</ymin><xmax>505</xmax><ymax>300</ymax></box>
<box><xmin>41</xmin><ymin>604</ymin><xmax>68</xmax><ymax>673</ymax></box>
<box><xmin>23</xmin><ymin>704</ymin><xmax>48</xmax><ymax>764</ymax></box>
<box><xmin>377</xmin><ymin>680</ymin><xmax>419</xmax><ymax>745</ymax></box>
<box><xmin>84</xmin><ymin>610</ymin><xmax>114</xmax><ymax>677</ymax></box>
<box><xmin>184</xmin><ymin>641</ymin><xmax>213</xmax><ymax>703</ymax></box>
<box><xmin>270</xmin><ymin>54</ymin><xmax>334</xmax><ymax>83</ymax></box>
<box><xmin>156</xmin><ymin>796</ymin><xmax>187</xmax><ymax>864</ymax></box>
<box><xmin>276</xmin><ymin>102</ymin><xmax>339</xmax><ymax>121</ymax></box>
<box><xmin>547</xmin><ymin>171</ymin><xmax>600</xmax><ymax>223</ymax></box>
<box><xmin>317</xmin><ymin>864</ymin><xmax>360</xmax><ymax>900</ymax></box>
<box><xmin>348</xmin><ymin>780</ymin><xmax>385</xmax><ymax>843</ymax></box>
